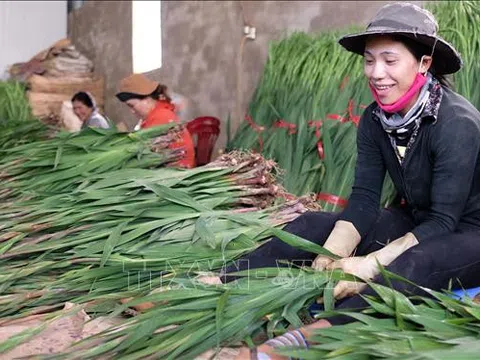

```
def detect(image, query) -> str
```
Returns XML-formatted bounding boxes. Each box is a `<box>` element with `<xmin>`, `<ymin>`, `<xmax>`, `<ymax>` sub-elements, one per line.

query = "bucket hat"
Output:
<box><xmin>116</xmin><ymin>74</ymin><xmax>159</xmax><ymax>102</ymax></box>
<box><xmin>338</xmin><ymin>2</ymin><xmax>462</xmax><ymax>74</ymax></box>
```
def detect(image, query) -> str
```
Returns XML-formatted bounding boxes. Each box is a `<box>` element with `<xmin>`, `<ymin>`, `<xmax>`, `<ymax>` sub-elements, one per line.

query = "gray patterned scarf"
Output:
<box><xmin>378</xmin><ymin>73</ymin><xmax>434</xmax><ymax>141</ymax></box>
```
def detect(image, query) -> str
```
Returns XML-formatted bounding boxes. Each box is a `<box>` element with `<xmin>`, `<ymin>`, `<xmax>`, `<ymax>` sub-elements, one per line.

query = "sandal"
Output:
<box><xmin>250</xmin><ymin>329</ymin><xmax>309</xmax><ymax>360</ymax></box>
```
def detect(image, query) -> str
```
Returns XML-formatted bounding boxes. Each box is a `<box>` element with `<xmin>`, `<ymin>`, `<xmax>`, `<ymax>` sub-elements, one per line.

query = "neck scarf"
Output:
<box><xmin>369</xmin><ymin>72</ymin><xmax>428</xmax><ymax>114</ymax></box>
<box><xmin>378</xmin><ymin>73</ymin><xmax>433</xmax><ymax>140</ymax></box>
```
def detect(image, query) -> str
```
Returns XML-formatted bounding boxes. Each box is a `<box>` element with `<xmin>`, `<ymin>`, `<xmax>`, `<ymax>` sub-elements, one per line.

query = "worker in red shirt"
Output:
<box><xmin>116</xmin><ymin>74</ymin><xmax>196</xmax><ymax>168</ymax></box>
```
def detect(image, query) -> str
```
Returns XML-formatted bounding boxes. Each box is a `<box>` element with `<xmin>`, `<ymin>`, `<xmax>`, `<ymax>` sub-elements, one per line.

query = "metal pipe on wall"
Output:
<box><xmin>68</xmin><ymin>0</ymin><xmax>85</xmax><ymax>13</ymax></box>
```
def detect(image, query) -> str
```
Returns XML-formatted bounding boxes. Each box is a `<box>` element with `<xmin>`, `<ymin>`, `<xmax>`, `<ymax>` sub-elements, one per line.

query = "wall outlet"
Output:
<box><xmin>243</xmin><ymin>25</ymin><xmax>256</xmax><ymax>40</ymax></box>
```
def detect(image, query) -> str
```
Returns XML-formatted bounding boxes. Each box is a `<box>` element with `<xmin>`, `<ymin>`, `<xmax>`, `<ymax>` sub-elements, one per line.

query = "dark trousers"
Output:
<box><xmin>222</xmin><ymin>208</ymin><xmax>480</xmax><ymax>325</ymax></box>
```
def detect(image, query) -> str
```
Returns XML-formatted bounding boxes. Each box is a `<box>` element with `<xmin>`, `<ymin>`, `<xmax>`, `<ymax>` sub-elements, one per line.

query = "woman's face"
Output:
<box><xmin>125</xmin><ymin>98</ymin><xmax>155</xmax><ymax>119</ymax></box>
<box><xmin>364</xmin><ymin>36</ymin><xmax>429</xmax><ymax>105</ymax></box>
<box><xmin>72</xmin><ymin>100</ymin><xmax>93</xmax><ymax>122</ymax></box>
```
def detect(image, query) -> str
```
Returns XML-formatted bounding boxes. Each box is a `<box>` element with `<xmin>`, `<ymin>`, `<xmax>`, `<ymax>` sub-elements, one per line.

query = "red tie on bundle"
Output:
<box><xmin>244</xmin><ymin>114</ymin><xmax>265</xmax><ymax>152</ymax></box>
<box><xmin>308</xmin><ymin>120</ymin><xmax>324</xmax><ymax>160</ymax></box>
<box><xmin>316</xmin><ymin>193</ymin><xmax>348</xmax><ymax>208</ymax></box>
<box><xmin>273</xmin><ymin>119</ymin><xmax>297</xmax><ymax>135</ymax></box>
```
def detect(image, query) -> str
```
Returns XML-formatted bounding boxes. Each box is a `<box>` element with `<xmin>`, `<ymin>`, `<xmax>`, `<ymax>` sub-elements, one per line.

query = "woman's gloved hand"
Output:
<box><xmin>323</xmin><ymin>232</ymin><xmax>419</xmax><ymax>300</ymax></box>
<box><xmin>312</xmin><ymin>220</ymin><xmax>361</xmax><ymax>271</ymax></box>
<box><xmin>325</xmin><ymin>254</ymin><xmax>379</xmax><ymax>299</ymax></box>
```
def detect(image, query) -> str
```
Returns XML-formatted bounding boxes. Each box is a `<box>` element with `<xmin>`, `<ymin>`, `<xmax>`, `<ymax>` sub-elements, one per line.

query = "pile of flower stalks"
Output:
<box><xmin>0</xmin><ymin>124</ymin><xmax>328</xmax><ymax>358</ymax></box>
<box><xmin>0</xmin><ymin>123</ymin><xmax>185</xmax><ymax>202</ymax></box>
<box><xmin>0</xmin><ymin>125</ymin><xmax>322</xmax><ymax>319</ymax></box>
<box><xmin>0</xmin><ymin>80</ymin><xmax>52</xmax><ymax>150</ymax></box>
<box><xmin>279</xmin><ymin>275</ymin><xmax>480</xmax><ymax>359</ymax></box>
<box><xmin>1</xmin><ymin>265</ymin><xmax>347</xmax><ymax>360</ymax></box>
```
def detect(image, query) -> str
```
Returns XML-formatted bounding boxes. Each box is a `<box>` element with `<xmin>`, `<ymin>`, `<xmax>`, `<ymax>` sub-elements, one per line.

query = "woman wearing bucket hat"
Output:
<box><xmin>116</xmin><ymin>73</ymin><xmax>196</xmax><ymax>168</ymax></box>
<box><xmin>231</xmin><ymin>3</ymin><xmax>480</xmax><ymax>359</ymax></box>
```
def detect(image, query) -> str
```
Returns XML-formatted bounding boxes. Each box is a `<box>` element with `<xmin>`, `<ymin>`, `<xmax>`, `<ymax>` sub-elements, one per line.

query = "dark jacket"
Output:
<box><xmin>339</xmin><ymin>86</ymin><xmax>480</xmax><ymax>241</ymax></box>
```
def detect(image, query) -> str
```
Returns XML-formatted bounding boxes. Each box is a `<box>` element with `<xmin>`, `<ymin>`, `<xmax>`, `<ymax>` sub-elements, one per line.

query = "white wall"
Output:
<box><xmin>0</xmin><ymin>1</ymin><xmax>67</xmax><ymax>79</ymax></box>
<box><xmin>132</xmin><ymin>0</ymin><xmax>162</xmax><ymax>74</ymax></box>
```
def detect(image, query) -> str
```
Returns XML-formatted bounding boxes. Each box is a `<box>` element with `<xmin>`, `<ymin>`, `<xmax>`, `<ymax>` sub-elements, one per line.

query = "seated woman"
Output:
<box><xmin>116</xmin><ymin>74</ymin><xmax>196</xmax><ymax>169</ymax></box>
<box><xmin>71</xmin><ymin>91</ymin><xmax>111</xmax><ymax>130</ymax></box>
<box><xmin>228</xmin><ymin>3</ymin><xmax>480</xmax><ymax>359</ymax></box>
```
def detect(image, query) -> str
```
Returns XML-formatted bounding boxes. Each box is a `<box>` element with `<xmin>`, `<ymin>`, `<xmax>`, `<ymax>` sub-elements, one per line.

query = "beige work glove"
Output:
<box><xmin>325</xmin><ymin>232</ymin><xmax>419</xmax><ymax>300</ymax></box>
<box><xmin>312</xmin><ymin>220</ymin><xmax>361</xmax><ymax>271</ymax></box>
